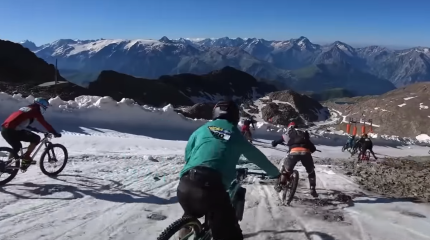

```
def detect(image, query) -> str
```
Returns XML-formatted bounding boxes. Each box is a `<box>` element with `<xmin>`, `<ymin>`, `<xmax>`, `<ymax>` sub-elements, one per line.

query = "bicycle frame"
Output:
<box><xmin>19</xmin><ymin>134</ymin><xmax>53</xmax><ymax>159</ymax></box>
<box><xmin>5</xmin><ymin>133</ymin><xmax>55</xmax><ymax>170</ymax></box>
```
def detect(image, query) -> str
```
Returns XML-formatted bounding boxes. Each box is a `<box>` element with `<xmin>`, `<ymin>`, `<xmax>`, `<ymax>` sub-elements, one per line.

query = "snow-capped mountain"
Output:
<box><xmin>20</xmin><ymin>36</ymin><xmax>430</xmax><ymax>87</ymax></box>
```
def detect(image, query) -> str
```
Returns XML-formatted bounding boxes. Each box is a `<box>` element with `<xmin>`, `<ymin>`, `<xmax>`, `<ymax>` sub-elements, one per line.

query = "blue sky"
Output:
<box><xmin>1</xmin><ymin>0</ymin><xmax>429</xmax><ymax>47</ymax></box>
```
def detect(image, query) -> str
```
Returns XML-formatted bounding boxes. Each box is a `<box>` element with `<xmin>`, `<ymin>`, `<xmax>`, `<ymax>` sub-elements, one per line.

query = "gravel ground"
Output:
<box><xmin>315</xmin><ymin>156</ymin><xmax>430</xmax><ymax>202</ymax></box>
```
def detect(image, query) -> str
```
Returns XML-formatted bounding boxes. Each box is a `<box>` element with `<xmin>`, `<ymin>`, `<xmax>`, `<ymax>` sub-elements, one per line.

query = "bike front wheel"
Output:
<box><xmin>39</xmin><ymin>144</ymin><xmax>68</xmax><ymax>176</ymax></box>
<box><xmin>157</xmin><ymin>216</ymin><xmax>204</xmax><ymax>240</ymax></box>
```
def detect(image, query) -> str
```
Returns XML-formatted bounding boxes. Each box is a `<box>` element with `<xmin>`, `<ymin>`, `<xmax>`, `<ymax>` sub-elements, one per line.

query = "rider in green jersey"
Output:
<box><xmin>177</xmin><ymin>100</ymin><xmax>280</xmax><ymax>240</ymax></box>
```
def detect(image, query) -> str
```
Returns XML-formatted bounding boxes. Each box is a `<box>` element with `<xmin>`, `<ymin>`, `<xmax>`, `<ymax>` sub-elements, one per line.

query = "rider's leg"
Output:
<box><xmin>300</xmin><ymin>153</ymin><xmax>318</xmax><ymax>197</ymax></box>
<box><xmin>177</xmin><ymin>167</ymin><xmax>243</xmax><ymax>240</ymax></box>
<box><xmin>369</xmin><ymin>146</ymin><xmax>377</xmax><ymax>159</ymax></box>
<box><xmin>1</xmin><ymin>128</ymin><xmax>22</xmax><ymax>159</ymax></box>
<box><xmin>20</xmin><ymin>131</ymin><xmax>41</xmax><ymax>161</ymax></box>
<box><xmin>358</xmin><ymin>148</ymin><xmax>365</xmax><ymax>160</ymax></box>
<box><xmin>176</xmin><ymin>174</ymin><xmax>208</xmax><ymax>239</ymax></box>
<box><xmin>275</xmin><ymin>155</ymin><xmax>298</xmax><ymax>192</ymax></box>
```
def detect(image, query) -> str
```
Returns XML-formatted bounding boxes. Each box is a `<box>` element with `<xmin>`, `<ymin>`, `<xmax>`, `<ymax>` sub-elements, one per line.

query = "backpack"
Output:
<box><xmin>287</xmin><ymin>129</ymin><xmax>308</xmax><ymax>146</ymax></box>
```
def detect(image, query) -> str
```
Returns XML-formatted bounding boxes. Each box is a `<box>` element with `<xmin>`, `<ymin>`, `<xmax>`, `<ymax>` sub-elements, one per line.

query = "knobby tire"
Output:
<box><xmin>39</xmin><ymin>144</ymin><xmax>68</xmax><ymax>176</ymax></box>
<box><xmin>157</xmin><ymin>216</ymin><xmax>204</xmax><ymax>240</ymax></box>
<box><xmin>282</xmin><ymin>170</ymin><xmax>299</xmax><ymax>205</ymax></box>
<box><xmin>0</xmin><ymin>147</ymin><xmax>19</xmax><ymax>186</ymax></box>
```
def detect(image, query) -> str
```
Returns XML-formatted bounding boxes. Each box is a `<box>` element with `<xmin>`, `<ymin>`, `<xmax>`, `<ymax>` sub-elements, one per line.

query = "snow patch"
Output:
<box><xmin>404</xmin><ymin>96</ymin><xmax>417</xmax><ymax>101</ymax></box>
<box><xmin>419</xmin><ymin>103</ymin><xmax>429</xmax><ymax>110</ymax></box>
<box><xmin>398</xmin><ymin>103</ymin><xmax>407</xmax><ymax>107</ymax></box>
<box><xmin>416</xmin><ymin>134</ymin><xmax>430</xmax><ymax>142</ymax></box>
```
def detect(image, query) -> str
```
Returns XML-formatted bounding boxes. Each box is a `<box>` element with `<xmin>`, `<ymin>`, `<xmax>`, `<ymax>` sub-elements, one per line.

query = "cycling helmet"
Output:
<box><xmin>34</xmin><ymin>97</ymin><xmax>50</xmax><ymax>111</ymax></box>
<box><xmin>287</xmin><ymin>122</ymin><xmax>296</xmax><ymax>128</ymax></box>
<box><xmin>212</xmin><ymin>100</ymin><xmax>240</xmax><ymax>125</ymax></box>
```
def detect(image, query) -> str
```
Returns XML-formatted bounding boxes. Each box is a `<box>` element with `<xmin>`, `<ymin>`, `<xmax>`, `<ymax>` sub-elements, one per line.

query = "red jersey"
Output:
<box><xmin>2</xmin><ymin>104</ymin><xmax>55</xmax><ymax>132</ymax></box>
<box><xmin>241</xmin><ymin>125</ymin><xmax>250</xmax><ymax>132</ymax></box>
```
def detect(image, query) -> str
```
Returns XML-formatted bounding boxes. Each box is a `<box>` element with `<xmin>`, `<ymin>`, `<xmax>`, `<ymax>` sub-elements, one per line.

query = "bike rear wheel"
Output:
<box><xmin>282</xmin><ymin>170</ymin><xmax>299</xmax><ymax>205</ymax></box>
<box><xmin>39</xmin><ymin>144</ymin><xmax>68</xmax><ymax>176</ymax></box>
<box><xmin>0</xmin><ymin>147</ymin><xmax>20</xmax><ymax>186</ymax></box>
<box><xmin>157</xmin><ymin>216</ymin><xmax>204</xmax><ymax>240</ymax></box>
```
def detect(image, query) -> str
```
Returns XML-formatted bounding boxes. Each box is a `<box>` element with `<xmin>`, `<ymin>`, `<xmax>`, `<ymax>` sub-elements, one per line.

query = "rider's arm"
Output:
<box><xmin>26</xmin><ymin>126</ymin><xmax>41</xmax><ymax>132</ymax></box>
<box><xmin>241</xmin><ymin>139</ymin><xmax>280</xmax><ymax>177</ymax></box>
<box><xmin>34</xmin><ymin>112</ymin><xmax>55</xmax><ymax>133</ymax></box>
<box><xmin>306</xmin><ymin>139</ymin><xmax>317</xmax><ymax>153</ymax></box>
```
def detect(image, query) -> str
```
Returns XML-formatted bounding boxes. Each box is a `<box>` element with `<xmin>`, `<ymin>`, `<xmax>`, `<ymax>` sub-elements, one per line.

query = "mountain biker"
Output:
<box><xmin>346</xmin><ymin>134</ymin><xmax>355</xmax><ymax>149</ymax></box>
<box><xmin>1</xmin><ymin>98</ymin><xmax>62</xmax><ymax>168</ymax></box>
<box><xmin>241</xmin><ymin>116</ymin><xmax>256</xmax><ymax>143</ymax></box>
<box><xmin>177</xmin><ymin>100</ymin><xmax>280</xmax><ymax>240</ymax></box>
<box><xmin>357</xmin><ymin>133</ymin><xmax>377</xmax><ymax>160</ymax></box>
<box><xmin>271</xmin><ymin>122</ymin><xmax>318</xmax><ymax>197</ymax></box>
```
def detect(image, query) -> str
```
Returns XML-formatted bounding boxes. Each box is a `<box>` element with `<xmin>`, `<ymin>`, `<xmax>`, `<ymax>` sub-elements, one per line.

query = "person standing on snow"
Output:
<box><xmin>177</xmin><ymin>100</ymin><xmax>280</xmax><ymax>240</ymax></box>
<box><xmin>1</xmin><ymin>98</ymin><xmax>62</xmax><ymax>169</ymax></box>
<box><xmin>271</xmin><ymin>122</ymin><xmax>318</xmax><ymax>197</ymax></box>
<box><xmin>241</xmin><ymin>116</ymin><xmax>256</xmax><ymax>143</ymax></box>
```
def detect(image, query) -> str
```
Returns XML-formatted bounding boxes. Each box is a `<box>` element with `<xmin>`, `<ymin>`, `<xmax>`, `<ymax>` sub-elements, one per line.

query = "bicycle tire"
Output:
<box><xmin>281</xmin><ymin>170</ymin><xmax>299</xmax><ymax>204</ymax></box>
<box><xmin>0</xmin><ymin>147</ymin><xmax>20</xmax><ymax>186</ymax></box>
<box><xmin>286</xmin><ymin>170</ymin><xmax>299</xmax><ymax>204</ymax></box>
<box><xmin>39</xmin><ymin>144</ymin><xmax>68</xmax><ymax>176</ymax></box>
<box><xmin>341</xmin><ymin>145</ymin><xmax>346</xmax><ymax>152</ymax></box>
<box><xmin>157</xmin><ymin>216</ymin><xmax>204</xmax><ymax>240</ymax></box>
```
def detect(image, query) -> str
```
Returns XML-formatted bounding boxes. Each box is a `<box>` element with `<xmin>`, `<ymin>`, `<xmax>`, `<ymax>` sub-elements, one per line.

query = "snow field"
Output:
<box><xmin>1</xmin><ymin>91</ymin><xmax>430</xmax><ymax>239</ymax></box>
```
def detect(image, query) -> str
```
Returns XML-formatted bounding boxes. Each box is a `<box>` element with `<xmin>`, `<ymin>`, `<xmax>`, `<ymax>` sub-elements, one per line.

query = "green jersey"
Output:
<box><xmin>180</xmin><ymin>119</ymin><xmax>280</xmax><ymax>189</ymax></box>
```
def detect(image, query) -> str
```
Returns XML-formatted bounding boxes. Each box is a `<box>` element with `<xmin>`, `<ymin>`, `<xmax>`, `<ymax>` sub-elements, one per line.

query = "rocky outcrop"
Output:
<box><xmin>176</xmin><ymin>103</ymin><xmax>215</xmax><ymax>119</ymax></box>
<box><xmin>0</xmin><ymin>39</ymin><xmax>87</xmax><ymax>101</ymax></box>
<box><xmin>0</xmin><ymin>39</ymin><xmax>65</xmax><ymax>84</ymax></box>
<box><xmin>261</xmin><ymin>102</ymin><xmax>304</xmax><ymax>126</ymax></box>
<box><xmin>268</xmin><ymin>90</ymin><xmax>328</xmax><ymax>121</ymax></box>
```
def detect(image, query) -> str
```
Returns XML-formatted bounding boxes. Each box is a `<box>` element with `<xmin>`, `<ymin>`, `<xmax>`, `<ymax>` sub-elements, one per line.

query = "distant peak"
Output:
<box><xmin>159</xmin><ymin>36</ymin><xmax>171</xmax><ymax>43</ymax></box>
<box><xmin>19</xmin><ymin>39</ymin><xmax>37</xmax><ymax>49</ymax></box>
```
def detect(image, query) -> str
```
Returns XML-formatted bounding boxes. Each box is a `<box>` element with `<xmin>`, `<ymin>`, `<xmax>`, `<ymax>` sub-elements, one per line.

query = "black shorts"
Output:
<box><xmin>178</xmin><ymin>166</ymin><xmax>243</xmax><ymax>240</ymax></box>
<box><xmin>1</xmin><ymin>128</ymin><xmax>41</xmax><ymax>155</ymax></box>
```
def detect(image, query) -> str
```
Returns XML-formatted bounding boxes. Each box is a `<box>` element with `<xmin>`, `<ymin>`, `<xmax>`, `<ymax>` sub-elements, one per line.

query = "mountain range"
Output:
<box><xmin>20</xmin><ymin>36</ymin><xmax>430</xmax><ymax>89</ymax></box>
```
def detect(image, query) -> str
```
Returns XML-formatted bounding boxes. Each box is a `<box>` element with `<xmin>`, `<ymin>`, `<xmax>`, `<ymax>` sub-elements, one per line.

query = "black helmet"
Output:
<box><xmin>212</xmin><ymin>100</ymin><xmax>240</xmax><ymax>125</ymax></box>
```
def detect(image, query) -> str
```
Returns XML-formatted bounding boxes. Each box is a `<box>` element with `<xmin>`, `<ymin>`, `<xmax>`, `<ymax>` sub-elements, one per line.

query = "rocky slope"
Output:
<box><xmin>89</xmin><ymin>67</ymin><xmax>278</xmax><ymax>106</ymax></box>
<box><xmin>324</xmin><ymin>82</ymin><xmax>430</xmax><ymax>137</ymax></box>
<box><xmin>340</xmin><ymin>157</ymin><xmax>430</xmax><ymax>202</ymax></box>
<box><xmin>0</xmin><ymin>40</ymin><xmax>279</xmax><ymax>107</ymax></box>
<box><xmin>177</xmin><ymin>89</ymin><xmax>330</xmax><ymax>125</ymax></box>
<box><xmin>0</xmin><ymin>39</ymin><xmax>87</xmax><ymax>100</ymax></box>
<box><xmin>21</xmin><ymin>36</ymin><xmax>430</xmax><ymax>87</ymax></box>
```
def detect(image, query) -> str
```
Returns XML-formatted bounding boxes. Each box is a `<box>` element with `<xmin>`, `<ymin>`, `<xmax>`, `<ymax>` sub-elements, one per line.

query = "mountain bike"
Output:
<box><xmin>341</xmin><ymin>143</ymin><xmax>350</xmax><ymax>152</ymax></box>
<box><xmin>358</xmin><ymin>150</ymin><xmax>371</xmax><ymax>163</ymax></box>
<box><xmin>277</xmin><ymin>143</ymin><xmax>321</xmax><ymax>205</ymax></box>
<box><xmin>156</xmin><ymin>167</ymin><xmax>267</xmax><ymax>240</ymax></box>
<box><xmin>0</xmin><ymin>132</ymin><xmax>68</xmax><ymax>185</ymax></box>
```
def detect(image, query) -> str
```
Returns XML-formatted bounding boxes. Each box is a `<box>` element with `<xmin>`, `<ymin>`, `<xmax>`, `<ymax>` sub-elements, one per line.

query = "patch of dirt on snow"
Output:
<box><xmin>341</xmin><ymin>157</ymin><xmax>430</xmax><ymax>202</ymax></box>
<box><xmin>296</xmin><ymin>189</ymin><xmax>358</xmax><ymax>224</ymax></box>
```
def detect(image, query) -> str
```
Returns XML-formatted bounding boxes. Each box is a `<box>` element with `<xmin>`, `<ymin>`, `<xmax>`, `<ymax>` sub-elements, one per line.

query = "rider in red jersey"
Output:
<box><xmin>1</xmin><ymin>98</ymin><xmax>61</xmax><ymax>168</ymax></box>
<box><xmin>241</xmin><ymin>116</ymin><xmax>256</xmax><ymax>143</ymax></box>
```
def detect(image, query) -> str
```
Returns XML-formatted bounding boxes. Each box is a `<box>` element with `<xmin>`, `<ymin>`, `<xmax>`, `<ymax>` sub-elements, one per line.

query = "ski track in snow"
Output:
<box><xmin>0</xmin><ymin>130</ymin><xmax>429</xmax><ymax>240</ymax></box>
